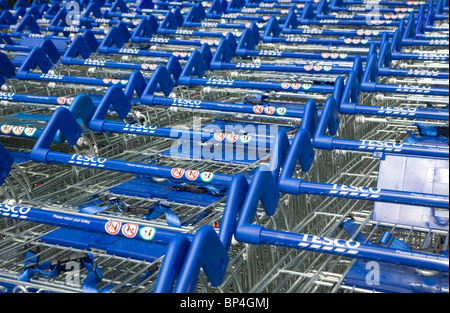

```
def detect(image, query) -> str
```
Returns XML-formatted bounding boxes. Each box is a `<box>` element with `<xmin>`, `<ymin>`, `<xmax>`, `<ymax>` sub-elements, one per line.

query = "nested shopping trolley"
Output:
<box><xmin>0</xmin><ymin>94</ymin><xmax>303</xmax><ymax>293</ymax></box>
<box><xmin>0</xmin><ymin>0</ymin><xmax>448</xmax><ymax>294</ymax></box>
<box><xmin>227</xmin><ymin>99</ymin><xmax>448</xmax><ymax>293</ymax></box>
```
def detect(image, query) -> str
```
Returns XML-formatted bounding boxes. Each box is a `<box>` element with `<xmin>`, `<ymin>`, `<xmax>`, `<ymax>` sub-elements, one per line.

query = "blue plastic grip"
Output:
<box><xmin>235</xmin><ymin>166</ymin><xmax>279</xmax><ymax>245</ymax></box>
<box><xmin>0</xmin><ymin>143</ymin><xmax>14</xmax><ymax>186</ymax></box>
<box><xmin>30</xmin><ymin>107</ymin><xmax>83</xmax><ymax>163</ymax></box>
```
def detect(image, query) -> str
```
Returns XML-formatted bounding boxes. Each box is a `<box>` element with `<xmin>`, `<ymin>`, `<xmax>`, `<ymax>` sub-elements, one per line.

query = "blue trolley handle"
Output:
<box><xmin>361</xmin><ymin>53</ymin><xmax>449</xmax><ymax>96</ymax></box>
<box><xmin>15</xmin><ymin>47</ymin><xmax>144</xmax><ymax>87</ymax></box>
<box><xmin>70</xmin><ymin>85</ymin><xmax>282</xmax><ymax>147</ymax></box>
<box><xmin>314</xmin><ymin>97</ymin><xmax>450</xmax><ymax>158</ymax></box>
<box><xmin>270</xmin><ymin>102</ymin><xmax>449</xmax><ymax>209</ymax></box>
<box><xmin>178</xmin><ymin>49</ymin><xmax>335</xmax><ymax>94</ymax></box>
<box><xmin>98</xmin><ymin>25</ymin><xmax>192</xmax><ymax>60</ymax></box>
<box><xmin>0</xmin><ymin>202</ymin><xmax>190</xmax><ymax>244</ymax></box>
<box><xmin>138</xmin><ymin>64</ymin><xmax>307</xmax><ymax>118</ymax></box>
<box><xmin>0</xmin><ymin>142</ymin><xmax>14</xmax><ymax>186</ymax></box>
<box><xmin>29</xmin><ymin>107</ymin><xmax>236</xmax><ymax>187</ymax></box>
<box><xmin>377</xmin><ymin>37</ymin><xmax>449</xmax><ymax>79</ymax></box>
<box><xmin>234</xmin><ymin>167</ymin><xmax>449</xmax><ymax>273</ymax></box>
<box><xmin>0</xmin><ymin>201</ymin><xmax>229</xmax><ymax>293</ymax></box>
<box><xmin>62</xmin><ymin>34</ymin><xmax>175</xmax><ymax>72</ymax></box>
<box><xmin>340</xmin><ymin>70</ymin><xmax>450</xmax><ymax>121</ymax></box>
<box><xmin>211</xmin><ymin>37</ymin><xmax>353</xmax><ymax>74</ymax></box>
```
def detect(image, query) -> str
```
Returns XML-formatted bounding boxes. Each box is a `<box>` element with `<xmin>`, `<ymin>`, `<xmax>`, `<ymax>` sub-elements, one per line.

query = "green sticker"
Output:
<box><xmin>239</xmin><ymin>135</ymin><xmax>252</xmax><ymax>144</ymax></box>
<box><xmin>200</xmin><ymin>172</ymin><xmax>214</xmax><ymax>183</ymax></box>
<box><xmin>302</xmin><ymin>84</ymin><xmax>312</xmax><ymax>90</ymax></box>
<box><xmin>139</xmin><ymin>227</ymin><xmax>156</xmax><ymax>241</ymax></box>
<box><xmin>24</xmin><ymin>127</ymin><xmax>37</xmax><ymax>137</ymax></box>
<box><xmin>276</xmin><ymin>107</ymin><xmax>287</xmax><ymax>116</ymax></box>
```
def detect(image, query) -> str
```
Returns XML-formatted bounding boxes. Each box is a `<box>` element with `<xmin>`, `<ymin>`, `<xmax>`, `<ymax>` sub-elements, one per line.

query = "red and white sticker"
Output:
<box><xmin>281</xmin><ymin>82</ymin><xmax>291</xmax><ymax>89</ymax></box>
<box><xmin>141</xmin><ymin>63</ymin><xmax>149</xmax><ymax>69</ymax></box>
<box><xmin>66</xmin><ymin>97</ymin><xmax>73</xmax><ymax>105</ymax></box>
<box><xmin>105</xmin><ymin>221</ymin><xmax>121</xmax><ymax>235</ymax></box>
<box><xmin>352</xmin><ymin>38</ymin><xmax>360</xmax><ymax>44</ymax></box>
<box><xmin>57</xmin><ymin>97</ymin><xmax>66</xmax><ymax>104</ymax></box>
<box><xmin>103</xmin><ymin>77</ymin><xmax>111</xmax><ymax>84</ymax></box>
<box><xmin>357</xmin><ymin>29</ymin><xmax>364</xmax><ymax>36</ymax></box>
<box><xmin>171</xmin><ymin>167</ymin><xmax>185</xmax><ymax>179</ymax></box>
<box><xmin>264</xmin><ymin>106</ymin><xmax>275</xmax><ymax>115</ymax></box>
<box><xmin>185</xmin><ymin>169</ymin><xmax>200</xmax><ymax>181</ymax></box>
<box><xmin>226</xmin><ymin>133</ymin><xmax>239</xmax><ymax>143</ymax></box>
<box><xmin>365</xmin><ymin>30</ymin><xmax>372</xmax><ymax>36</ymax></box>
<box><xmin>1</xmin><ymin>125</ymin><xmax>12</xmax><ymax>134</ymax></box>
<box><xmin>304</xmin><ymin>64</ymin><xmax>313</xmax><ymax>71</ymax></box>
<box><xmin>253</xmin><ymin>105</ymin><xmax>264</xmax><ymax>114</ymax></box>
<box><xmin>291</xmin><ymin>83</ymin><xmax>301</xmax><ymax>90</ymax></box>
<box><xmin>12</xmin><ymin>126</ymin><xmax>25</xmax><ymax>136</ymax></box>
<box><xmin>214</xmin><ymin>132</ymin><xmax>226</xmax><ymax>141</ymax></box>
<box><xmin>112</xmin><ymin>79</ymin><xmax>120</xmax><ymax>85</ymax></box>
<box><xmin>313</xmin><ymin>65</ymin><xmax>323</xmax><ymax>71</ymax></box>
<box><xmin>122</xmin><ymin>223</ymin><xmax>139</xmax><ymax>238</ymax></box>
<box><xmin>331</xmin><ymin>53</ymin><xmax>339</xmax><ymax>59</ymax></box>
<box><xmin>322</xmin><ymin>53</ymin><xmax>330</xmax><ymax>59</ymax></box>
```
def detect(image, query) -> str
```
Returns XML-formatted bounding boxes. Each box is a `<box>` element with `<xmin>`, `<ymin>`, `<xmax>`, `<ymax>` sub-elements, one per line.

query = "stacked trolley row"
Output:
<box><xmin>0</xmin><ymin>0</ymin><xmax>448</xmax><ymax>294</ymax></box>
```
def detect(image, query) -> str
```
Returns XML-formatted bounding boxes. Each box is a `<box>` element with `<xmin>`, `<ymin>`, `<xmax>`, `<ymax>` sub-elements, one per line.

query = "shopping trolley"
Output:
<box><xmin>0</xmin><ymin>199</ymin><xmax>228</xmax><ymax>293</ymax></box>
<box><xmin>205</xmin><ymin>0</ymin><xmax>291</xmax><ymax>22</ymax></box>
<box><xmin>328</xmin><ymin>0</ymin><xmax>423</xmax><ymax>16</ymax></box>
<box><xmin>0</xmin><ymin>94</ymin><xmax>282</xmax><ymax>293</ymax></box>
<box><xmin>1</xmin><ymin>0</ymin><xmax>448</xmax><ymax>295</ymax></box>
<box><xmin>228</xmin><ymin>68</ymin><xmax>448</xmax><ymax>292</ymax></box>
<box><xmin>0</xmin><ymin>44</ymin><xmax>330</xmax><ymax>290</ymax></box>
<box><xmin>228</xmin><ymin>146</ymin><xmax>448</xmax><ymax>293</ymax></box>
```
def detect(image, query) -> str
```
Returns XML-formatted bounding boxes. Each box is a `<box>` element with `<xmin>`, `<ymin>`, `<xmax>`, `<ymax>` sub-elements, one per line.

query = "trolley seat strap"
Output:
<box><xmin>342</xmin><ymin>218</ymin><xmax>412</xmax><ymax>251</ymax></box>
<box><xmin>142</xmin><ymin>201</ymin><xmax>181</xmax><ymax>228</ymax></box>
<box><xmin>341</xmin><ymin>218</ymin><xmax>369</xmax><ymax>244</ymax></box>
<box><xmin>19</xmin><ymin>250</ymin><xmax>108</xmax><ymax>293</ymax></box>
